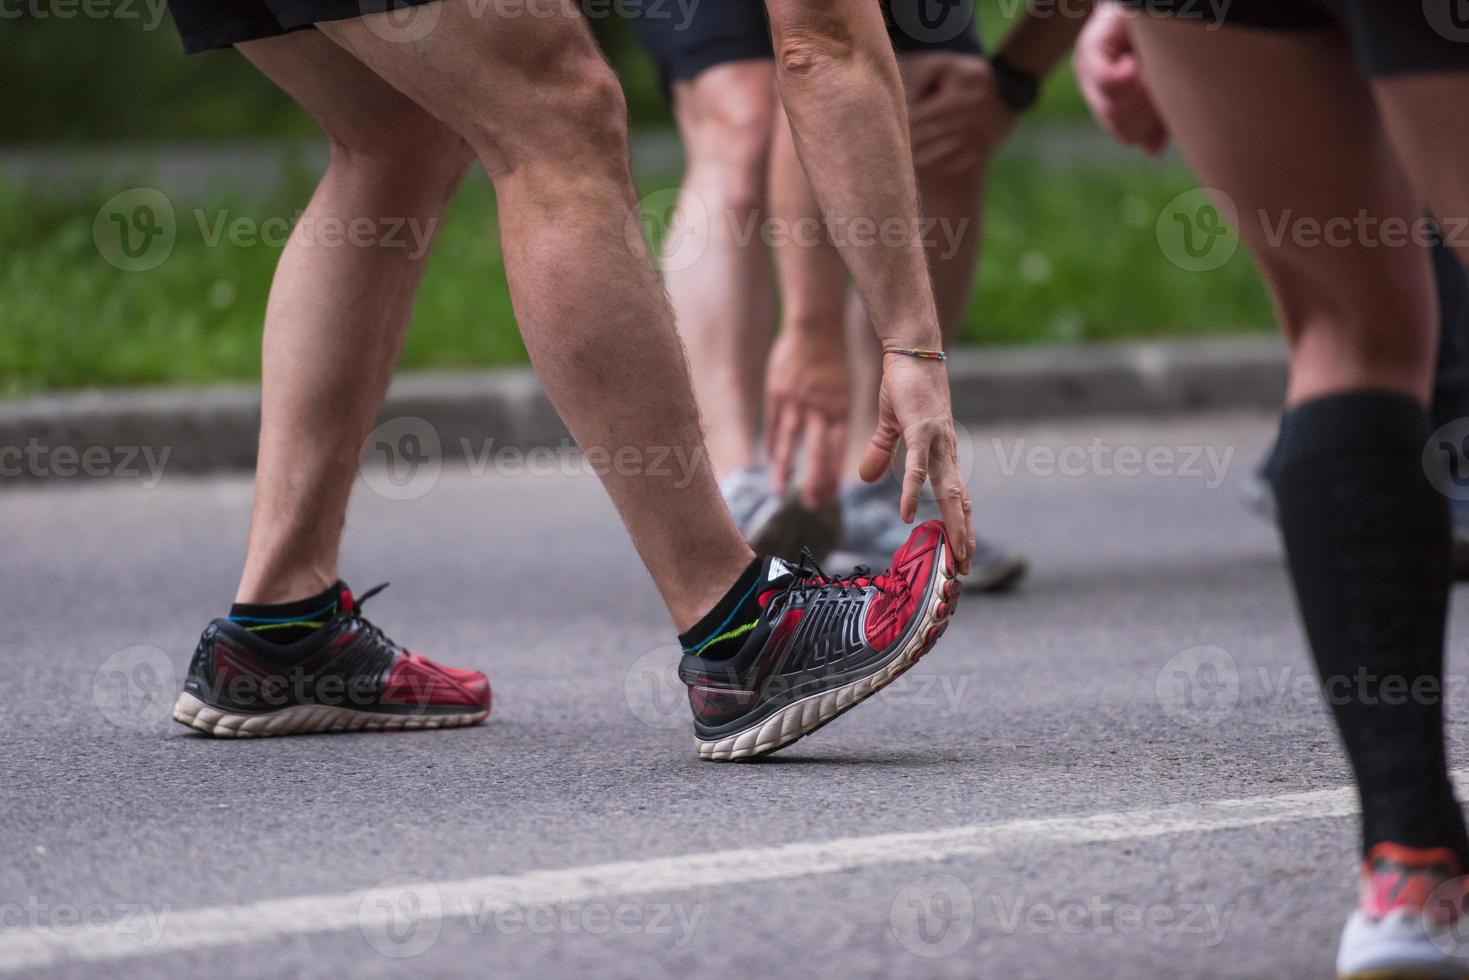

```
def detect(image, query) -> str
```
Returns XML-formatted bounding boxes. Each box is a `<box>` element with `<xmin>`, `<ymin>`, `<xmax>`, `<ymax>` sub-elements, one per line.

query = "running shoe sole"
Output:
<box><xmin>695</xmin><ymin>536</ymin><xmax>958</xmax><ymax>762</ymax></box>
<box><xmin>1338</xmin><ymin>907</ymin><xmax>1469</xmax><ymax>980</ymax></box>
<box><xmin>172</xmin><ymin>693</ymin><xmax>489</xmax><ymax>738</ymax></box>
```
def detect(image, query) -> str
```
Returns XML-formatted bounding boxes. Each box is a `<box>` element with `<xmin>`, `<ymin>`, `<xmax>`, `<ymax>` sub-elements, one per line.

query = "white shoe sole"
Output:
<box><xmin>1338</xmin><ymin>909</ymin><xmax>1469</xmax><ymax>980</ymax></box>
<box><xmin>695</xmin><ymin>540</ymin><xmax>956</xmax><ymax>762</ymax></box>
<box><xmin>172</xmin><ymin>692</ymin><xmax>488</xmax><ymax>738</ymax></box>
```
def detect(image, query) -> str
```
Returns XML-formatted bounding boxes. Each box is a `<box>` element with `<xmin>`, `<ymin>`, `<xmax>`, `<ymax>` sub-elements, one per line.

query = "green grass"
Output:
<box><xmin>969</xmin><ymin>156</ymin><xmax>1272</xmax><ymax>345</ymax></box>
<box><xmin>0</xmin><ymin>155</ymin><xmax>1272</xmax><ymax>398</ymax></box>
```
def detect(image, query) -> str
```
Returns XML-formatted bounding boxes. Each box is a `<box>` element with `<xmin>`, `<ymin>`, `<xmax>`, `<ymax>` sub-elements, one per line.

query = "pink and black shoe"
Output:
<box><xmin>172</xmin><ymin>583</ymin><xmax>491</xmax><ymax>737</ymax></box>
<box><xmin>680</xmin><ymin>520</ymin><xmax>959</xmax><ymax>761</ymax></box>
<box><xmin>1337</xmin><ymin>843</ymin><xmax>1469</xmax><ymax>979</ymax></box>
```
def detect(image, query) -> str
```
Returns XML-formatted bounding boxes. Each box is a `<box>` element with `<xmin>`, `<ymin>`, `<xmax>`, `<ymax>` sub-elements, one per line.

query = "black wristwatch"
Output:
<box><xmin>989</xmin><ymin>54</ymin><xmax>1040</xmax><ymax>113</ymax></box>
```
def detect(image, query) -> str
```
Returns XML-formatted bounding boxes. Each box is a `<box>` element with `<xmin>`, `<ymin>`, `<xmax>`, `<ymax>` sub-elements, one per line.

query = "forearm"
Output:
<box><xmin>769</xmin><ymin>104</ymin><xmax>848</xmax><ymax>347</ymax></box>
<box><xmin>763</xmin><ymin>0</ymin><xmax>942</xmax><ymax>351</ymax></box>
<box><xmin>996</xmin><ymin>0</ymin><xmax>1096</xmax><ymax>79</ymax></box>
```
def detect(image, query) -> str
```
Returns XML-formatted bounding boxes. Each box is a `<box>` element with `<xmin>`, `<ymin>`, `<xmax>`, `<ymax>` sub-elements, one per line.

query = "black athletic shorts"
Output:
<box><xmin>632</xmin><ymin>0</ymin><xmax>983</xmax><ymax>94</ymax></box>
<box><xmin>1113</xmin><ymin>0</ymin><xmax>1469</xmax><ymax>77</ymax></box>
<box><xmin>167</xmin><ymin>0</ymin><xmax>440</xmax><ymax>53</ymax></box>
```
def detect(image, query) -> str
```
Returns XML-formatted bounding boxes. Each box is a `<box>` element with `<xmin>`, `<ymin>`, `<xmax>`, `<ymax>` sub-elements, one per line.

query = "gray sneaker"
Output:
<box><xmin>832</xmin><ymin>480</ymin><xmax>1028</xmax><ymax>593</ymax></box>
<box><xmin>720</xmin><ymin>466</ymin><xmax>842</xmax><ymax>564</ymax></box>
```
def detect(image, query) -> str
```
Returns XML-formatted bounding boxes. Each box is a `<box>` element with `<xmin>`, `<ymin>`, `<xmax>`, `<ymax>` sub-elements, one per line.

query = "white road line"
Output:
<box><xmin>5</xmin><ymin>772</ymin><xmax>1445</xmax><ymax>974</ymax></box>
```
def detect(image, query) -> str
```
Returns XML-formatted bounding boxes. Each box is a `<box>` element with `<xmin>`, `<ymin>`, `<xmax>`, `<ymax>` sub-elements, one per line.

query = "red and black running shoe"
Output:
<box><xmin>172</xmin><ymin>583</ymin><xmax>490</xmax><ymax>737</ymax></box>
<box><xmin>681</xmin><ymin>520</ymin><xmax>959</xmax><ymax>761</ymax></box>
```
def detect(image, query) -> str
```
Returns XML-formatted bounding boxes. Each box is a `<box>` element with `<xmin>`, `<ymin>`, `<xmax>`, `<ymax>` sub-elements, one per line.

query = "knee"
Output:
<box><xmin>323</xmin><ymin>108</ymin><xmax>473</xmax><ymax>198</ymax></box>
<box><xmin>681</xmin><ymin>90</ymin><xmax>776</xmax><ymax>216</ymax></box>
<box><xmin>471</xmin><ymin>52</ymin><xmax>630</xmax><ymax>178</ymax></box>
<box><xmin>559</xmin><ymin>58</ymin><xmax>631</xmax><ymax>162</ymax></box>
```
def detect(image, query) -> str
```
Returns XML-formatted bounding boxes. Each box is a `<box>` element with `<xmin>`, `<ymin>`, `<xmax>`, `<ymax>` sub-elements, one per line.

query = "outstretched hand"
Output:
<box><xmin>858</xmin><ymin>355</ymin><xmax>975</xmax><ymax>574</ymax></box>
<box><xmin>765</xmin><ymin>327</ymin><xmax>850</xmax><ymax>510</ymax></box>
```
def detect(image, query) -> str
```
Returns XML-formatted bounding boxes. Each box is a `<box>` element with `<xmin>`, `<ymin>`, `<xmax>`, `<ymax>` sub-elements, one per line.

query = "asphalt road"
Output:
<box><xmin>7</xmin><ymin>410</ymin><xmax>1469</xmax><ymax>979</ymax></box>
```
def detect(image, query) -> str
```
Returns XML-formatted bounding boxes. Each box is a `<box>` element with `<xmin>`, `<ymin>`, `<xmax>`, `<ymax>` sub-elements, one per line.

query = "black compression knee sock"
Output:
<box><xmin>1272</xmin><ymin>390</ymin><xmax>1468</xmax><ymax>863</ymax></box>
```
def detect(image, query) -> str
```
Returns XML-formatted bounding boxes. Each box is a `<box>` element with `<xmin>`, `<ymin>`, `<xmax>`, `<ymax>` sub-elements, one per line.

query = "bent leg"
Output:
<box><xmin>664</xmin><ymin>63</ymin><xmax>779</xmax><ymax>480</ymax></box>
<box><xmin>317</xmin><ymin>0</ymin><xmax>753</xmax><ymax>629</ymax></box>
<box><xmin>233</xmin><ymin>29</ymin><xmax>472</xmax><ymax>604</ymax></box>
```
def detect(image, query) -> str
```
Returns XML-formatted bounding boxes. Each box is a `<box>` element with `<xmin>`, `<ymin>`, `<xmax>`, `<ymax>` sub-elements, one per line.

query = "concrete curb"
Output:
<box><xmin>0</xmin><ymin>337</ymin><xmax>1285</xmax><ymax>483</ymax></box>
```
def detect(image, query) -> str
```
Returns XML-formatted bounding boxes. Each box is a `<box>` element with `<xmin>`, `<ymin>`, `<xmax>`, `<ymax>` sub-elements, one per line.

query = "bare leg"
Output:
<box><xmin>233</xmin><ymin>30</ymin><xmax>473</xmax><ymax>604</ymax></box>
<box><xmin>663</xmin><ymin>63</ymin><xmax>779</xmax><ymax>480</ymax></box>
<box><xmin>1372</xmin><ymin>75</ymin><xmax>1469</xmax><ymax>276</ymax></box>
<box><xmin>1126</xmin><ymin>21</ymin><xmax>1434</xmax><ymax>406</ymax></box>
<box><xmin>1129</xmin><ymin>8</ymin><xmax>1461</xmax><ymax>913</ymax></box>
<box><xmin>317</xmin><ymin>0</ymin><xmax>752</xmax><ymax>629</ymax></box>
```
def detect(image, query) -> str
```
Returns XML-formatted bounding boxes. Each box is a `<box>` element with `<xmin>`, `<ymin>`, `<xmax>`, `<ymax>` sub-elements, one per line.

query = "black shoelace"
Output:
<box><xmin>795</xmin><ymin>548</ymin><xmax>873</xmax><ymax>601</ymax></box>
<box><xmin>343</xmin><ymin>582</ymin><xmax>398</xmax><ymax>648</ymax></box>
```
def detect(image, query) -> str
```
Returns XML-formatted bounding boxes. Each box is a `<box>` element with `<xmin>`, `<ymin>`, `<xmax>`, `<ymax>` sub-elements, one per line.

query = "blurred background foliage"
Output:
<box><xmin>0</xmin><ymin>2</ymin><xmax>1270</xmax><ymax>396</ymax></box>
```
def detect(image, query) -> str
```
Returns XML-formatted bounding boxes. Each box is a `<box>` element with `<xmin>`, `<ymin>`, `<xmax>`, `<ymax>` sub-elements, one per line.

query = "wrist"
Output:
<box><xmin>988</xmin><ymin>54</ymin><xmax>1041</xmax><ymax>113</ymax></box>
<box><xmin>878</xmin><ymin>321</ymin><xmax>944</xmax><ymax>352</ymax></box>
<box><xmin>782</xmin><ymin>316</ymin><xmax>846</xmax><ymax>350</ymax></box>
